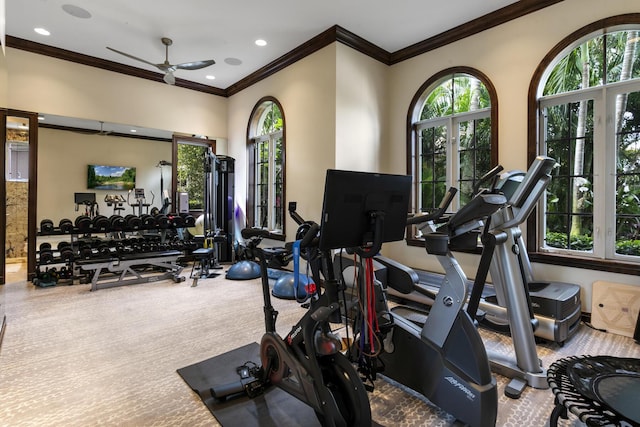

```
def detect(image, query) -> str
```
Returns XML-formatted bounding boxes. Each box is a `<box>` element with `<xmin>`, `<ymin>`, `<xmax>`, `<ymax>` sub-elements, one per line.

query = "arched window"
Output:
<box><xmin>247</xmin><ymin>97</ymin><xmax>285</xmax><ymax>237</ymax></box>
<box><xmin>530</xmin><ymin>19</ymin><xmax>640</xmax><ymax>269</ymax></box>
<box><xmin>408</xmin><ymin>68</ymin><xmax>497</xmax><ymax>225</ymax></box>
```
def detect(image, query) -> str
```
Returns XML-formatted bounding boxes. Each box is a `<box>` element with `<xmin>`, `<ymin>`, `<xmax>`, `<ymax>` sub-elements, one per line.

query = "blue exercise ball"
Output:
<box><xmin>272</xmin><ymin>273</ymin><xmax>313</xmax><ymax>300</ymax></box>
<box><xmin>226</xmin><ymin>260</ymin><xmax>261</xmax><ymax>280</ymax></box>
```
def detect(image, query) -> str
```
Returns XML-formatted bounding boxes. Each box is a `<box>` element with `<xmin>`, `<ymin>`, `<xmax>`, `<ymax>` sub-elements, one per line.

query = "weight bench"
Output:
<box><xmin>77</xmin><ymin>250</ymin><xmax>186</xmax><ymax>291</ymax></box>
<box><xmin>190</xmin><ymin>247</ymin><xmax>223</xmax><ymax>286</ymax></box>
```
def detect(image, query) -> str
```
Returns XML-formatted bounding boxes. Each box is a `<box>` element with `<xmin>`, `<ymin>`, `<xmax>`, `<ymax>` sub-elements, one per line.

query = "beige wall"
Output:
<box><xmin>335</xmin><ymin>43</ymin><xmax>389</xmax><ymax>172</ymax></box>
<box><xmin>227</xmin><ymin>45</ymin><xmax>338</xmax><ymax>235</ymax></box>
<box><xmin>37</xmin><ymin>127</ymin><xmax>172</xmax><ymax>223</ymax></box>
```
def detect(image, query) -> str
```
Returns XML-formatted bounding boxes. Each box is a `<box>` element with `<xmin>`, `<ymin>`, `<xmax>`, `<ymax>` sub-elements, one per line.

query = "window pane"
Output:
<box><xmin>615</xmin><ymin>89</ymin><xmax>640</xmax><ymax>256</ymax></box>
<box><xmin>543</xmin><ymin>35</ymin><xmax>605</xmax><ymax>95</ymax></box>
<box><xmin>606</xmin><ymin>30</ymin><xmax>640</xmax><ymax>83</ymax></box>
<box><xmin>543</xmin><ymin>100</ymin><xmax>594</xmax><ymax>251</ymax></box>
<box><xmin>421</xmin><ymin>82</ymin><xmax>452</xmax><ymax>120</ymax></box>
<box><xmin>418</xmin><ymin>124</ymin><xmax>447</xmax><ymax>211</ymax></box>
<box><xmin>453</xmin><ymin>74</ymin><xmax>489</xmax><ymax>113</ymax></box>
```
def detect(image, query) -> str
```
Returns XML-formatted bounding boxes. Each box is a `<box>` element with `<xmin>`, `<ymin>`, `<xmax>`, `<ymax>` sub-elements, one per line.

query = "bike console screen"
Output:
<box><xmin>318</xmin><ymin>169</ymin><xmax>411</xmax><ymax>252</ymax></box>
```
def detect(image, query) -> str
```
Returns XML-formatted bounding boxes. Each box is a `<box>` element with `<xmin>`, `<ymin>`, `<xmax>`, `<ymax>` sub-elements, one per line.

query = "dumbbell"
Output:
<box><xmin>92</xmin><ymin>215</ymin><xmax>111</xmax><ymax>232</ymax></box>
<box><xmin>56</xmin><ymin>241</ymin><xmax>74</xmax><ymax>262</ymax></box>
<box><xmin>40</xmin><ymin>219</ymin><xmax>55</xmax><ymax>234</ymax></box>
<box><xmin>124</xmin><ymin>214</ymin><xmax>141</xmax><ymax>230</ymax></box>
<box><xmin>59</xmin><ymin>218</ymin><xmax>74</xmax><ymax>234</ymax></box>
<box><xmin>75</xmin><ymin>215</ymin><xmax>92</xmax><ymax>233</ymax></box>
<box><xmin>155</xmin><ymin>214</ymin><xmax>170</xmax><ymax>229</ymax></box>
<box><xmin>39</xmin><ymin>242</ymin><xmax>54</xmax><ymax>264</ymax></box>
<box><xmin>139</xmin><ymin>214</ymin><xmax>156</xmax><ymax>229</ymax></box>
<box><xmin>109</xmin><ymin>215</ymin><xmax>126</xmax><ymax>231</ymax></box>
<box><xmin>168</xmin><ymin>213</ymin><xmax>185</xmax><ymax>228</ymax></box>
<box><xmin>97</xmin><ymin>242</ymin><xmax>111</xmax><ymax>257</ymax></box>
<box><xmin>79</xmin><ymin>243</ymin><xmax>94</xmax><ymax>259</ymax></box>
<box><xmin>180</xmin><ymin>213</ymin><xmax>196</xmax><ymax>228</ymax></box>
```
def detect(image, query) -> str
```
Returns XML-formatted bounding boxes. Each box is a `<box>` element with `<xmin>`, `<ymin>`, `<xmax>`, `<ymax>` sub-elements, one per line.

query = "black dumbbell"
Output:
<box><xmin>124</xmin><ymin>214</ymin><xmax>141</xmax><ymax>230</ymax></box>
<box><xmin>97</xmin><ymin>243</ymin><xmax>111</xmax><ymax>257</ymax></box>
<box><xmin>92</xmin><ymin>215</ymin><xmax>110</xmax><ymax>232</ymax></box>
<box><xmin>79</xmin><ymin>243</ymin><xmax>93</xmax><ymax>259</ymax></box>
<box><xmin>39</xmin><ymin>246</ymin><xmax>54</xmax><ymax>264</ymax></box>
<box><xmin>109</xmin><ymin>215</ymin><xmax>126</xmax><ymax>231</ymax></box>
<box><xmin>59</xmin><ymin>218</ymin><xmax>74</xmax><ymax>234</ymax></box>
<box><xmin>140</xmin><ymin>214</ymin><xmax>157</xmax><ymax>229</ymax></box>
<box><xmin>155</xmin><ymin>214</ymin><xmax>170</xmax><ymax>229</ymax></box>
<box><xmin>40</xmin><ymin>219</ymin><xmax>54</xmax><ymax>233</ymax></box>
<box><xmin>169</xmin><ymin>213</ymin><xmax>185</xmax><ymax>228</ymax></box>
<box><xmin>180</xmin><ymin>213</ymin><xmax>196</xmax><ymax>227</ymax></box>
<box><xmin>75</xmin><ymin>215</ymin><xmax>92</xmax><ymax>233</ymax></box>
<box><xmin>60</xmin><ymin>247</ymin><xmax>75</xmax><ymax>262</ymax></box>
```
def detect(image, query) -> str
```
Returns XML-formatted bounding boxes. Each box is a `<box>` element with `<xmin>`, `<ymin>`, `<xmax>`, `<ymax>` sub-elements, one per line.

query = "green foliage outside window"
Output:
<box><xmin>542</xmin><ymin>29</ymin><xmax>640</xmax><ymax>257</ymax></box>
<box><xmin>177</xmin><ymin>143</ymin><xmax>208</xmax><ymax>210</ymax></box>
<box><xmin>417</xmin><ymin>73</ymin><xmax>492</xmax><ymax>211</ymax></box>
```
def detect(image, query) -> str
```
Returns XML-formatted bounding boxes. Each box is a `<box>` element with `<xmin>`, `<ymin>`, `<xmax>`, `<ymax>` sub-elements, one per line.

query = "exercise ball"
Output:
<box><xmin>226</xmin><ymin>260</ymin><xmax>261</xmax><ymax>280</ymax></box>
<box><xmin>272</xmin><ymin>273</ymin><xmax>313</xmax><ymax>301</ymax></box>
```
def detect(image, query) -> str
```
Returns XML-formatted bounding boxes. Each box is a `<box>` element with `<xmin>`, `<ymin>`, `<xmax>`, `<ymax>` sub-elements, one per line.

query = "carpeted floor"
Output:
<box><xmin>0</xmin><ymin>268</ymin><xmax>638</xmax><ymax>427</ymax></box>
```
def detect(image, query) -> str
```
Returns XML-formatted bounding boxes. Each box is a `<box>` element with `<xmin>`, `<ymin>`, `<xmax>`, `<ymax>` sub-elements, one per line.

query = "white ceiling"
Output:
<box><xmin>6</xmin><ymin>0</ymin><xmax>521</xmax><ymax>90</ymax></box>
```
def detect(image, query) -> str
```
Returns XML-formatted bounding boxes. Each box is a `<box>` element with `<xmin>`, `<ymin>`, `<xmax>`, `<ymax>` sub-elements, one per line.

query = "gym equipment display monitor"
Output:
<box><xmin>74</xmin><ymin>192</ymin><xmax>96</xmax><ymax>205</ymax></box>
<box><xmin>318</xmin><ymin>169</ymin><xmax>411</xmax><ymax>251</ymax></box>
<box><xmin>87</xmin><ymin>164</ymin><xmax>136</xmax><ymax>190</ymax></box>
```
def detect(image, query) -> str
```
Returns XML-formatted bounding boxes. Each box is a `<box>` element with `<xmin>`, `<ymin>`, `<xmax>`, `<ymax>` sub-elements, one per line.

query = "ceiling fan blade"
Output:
<box><xmin>106</xmin><ymin>47</ymin><xmax>159</xmax><ymax>69</ymax></box>
<box><xmin>163</xmin><ymin>71</ymin><xmax>176</xmax><ymax>85</ymax></box>
<box><xmin>174</xmin><ymin>60</ymin><xmax>216</xmax><ymax>70</ymax></box>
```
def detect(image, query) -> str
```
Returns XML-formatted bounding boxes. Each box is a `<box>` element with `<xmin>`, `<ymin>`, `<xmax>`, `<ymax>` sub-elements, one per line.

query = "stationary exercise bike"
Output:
<box><xmin>346</xmin><ymin>178</ymin><xmax>503</xmax><ymax>426</ymax></box>
<box><xmin>213</xmin><ymin>196</ymin><xmax>373</xmax><ymax>425</ymax></box>
<box><xmin>243</xmin><ymin>223</ymin><xmax>371</xmax><ymax>427</ymax></box>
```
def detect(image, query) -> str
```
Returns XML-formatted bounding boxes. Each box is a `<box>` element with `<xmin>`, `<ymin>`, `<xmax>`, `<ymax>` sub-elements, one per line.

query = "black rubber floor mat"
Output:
<box><xmin>177</xmin><ymin>342</ymin><xmax>321</xmax><ymax>426</ymax></box>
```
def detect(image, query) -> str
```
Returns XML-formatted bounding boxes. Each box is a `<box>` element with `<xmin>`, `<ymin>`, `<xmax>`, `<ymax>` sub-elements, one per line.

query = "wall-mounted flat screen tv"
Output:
<box><xmin>87</xmin><ymin>164</ymin><xmax>136</xmax><ymax>190</ymax></box>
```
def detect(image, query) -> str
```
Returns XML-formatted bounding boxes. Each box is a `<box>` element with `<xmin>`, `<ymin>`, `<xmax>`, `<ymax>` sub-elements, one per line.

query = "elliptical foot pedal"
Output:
<box><xmin>504</xmin><ymin>377</ymin><xmax>527</xmax><ymax>399</ymax></box>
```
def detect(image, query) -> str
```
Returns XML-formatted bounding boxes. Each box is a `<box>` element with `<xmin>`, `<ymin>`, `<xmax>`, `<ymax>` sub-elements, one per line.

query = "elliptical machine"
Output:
<box><xmin>367</xmin><ymin>185</ymin><xmax>501</xmax><ymax>427</ymax></box>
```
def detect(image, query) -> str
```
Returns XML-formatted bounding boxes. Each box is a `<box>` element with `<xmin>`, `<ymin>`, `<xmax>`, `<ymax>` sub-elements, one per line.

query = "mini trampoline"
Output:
<box><xmin>547</xmin><ymin>355</ymin><xmax>640</xmax><ymax>427</ymax></box>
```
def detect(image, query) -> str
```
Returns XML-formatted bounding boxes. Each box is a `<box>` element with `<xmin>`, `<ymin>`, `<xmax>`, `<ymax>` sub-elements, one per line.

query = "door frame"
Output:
<box><xmin>1</xmin><ymin>109</ymin><xmax>39</xmax><ymax>284</ymax></box>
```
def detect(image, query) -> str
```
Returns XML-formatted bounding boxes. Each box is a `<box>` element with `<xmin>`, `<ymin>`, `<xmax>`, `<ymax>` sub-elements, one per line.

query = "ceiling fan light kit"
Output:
<box><xmin>106</xmin><ymin>37</ymin><xmax>215</xmax><ymax>85</ymax></box>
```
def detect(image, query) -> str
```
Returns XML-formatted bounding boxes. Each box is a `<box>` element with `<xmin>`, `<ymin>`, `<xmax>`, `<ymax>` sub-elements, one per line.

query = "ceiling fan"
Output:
<box><xmin>107</xmin><ymin>37</ymin><xmax>215</xmax><ymax>85</ymax></box>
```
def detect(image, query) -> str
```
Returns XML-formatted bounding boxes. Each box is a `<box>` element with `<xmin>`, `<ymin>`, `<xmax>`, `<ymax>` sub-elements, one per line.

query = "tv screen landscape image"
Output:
<box><xmin>88</xmin><ymin>164</ymin><xmax>136</xmax><ymax>190</ymax></box>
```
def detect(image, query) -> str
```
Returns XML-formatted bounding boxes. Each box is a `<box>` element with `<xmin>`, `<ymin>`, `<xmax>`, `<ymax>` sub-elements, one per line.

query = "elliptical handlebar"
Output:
<box><xmin>407</xmin><ymin>187</ymin><xmax>458</xmax><ymax>225</ymax></box>
<box><xmin>473</xmin><ymin>164</ymin><xmax>504</xmax><ymax>195</ymax></box>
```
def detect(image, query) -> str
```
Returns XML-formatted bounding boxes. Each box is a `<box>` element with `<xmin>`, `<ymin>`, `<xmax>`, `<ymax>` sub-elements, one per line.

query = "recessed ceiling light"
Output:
<box><xmin>205</xmin><ymin>75</ymin><xmax>216</xmax><ymax>80</ymax></box>
<box><xmin>130</xmin><ymin>129</ymin><xmax>137</xmax><ymax>133</ymax></box>
<box><xmin>34</xmin><ymin>28</ymin><xmax>51</xmax><ymax>36</ymax></box>
<box><xmin>224</xmin><ymin>57</ymin><xmax>242</xmax><ymax>66</ymax></box>
<box><xmin>255</xmin><ymin>39</ymin><xmax>267</xmax><ymax>47</ymax></box>
<box><xmin>38</xmin><ymin>116</ymin><xmax>45</xmax><ymax>121</ymax></box>
<box><xmin>62</xmin><ymin>4</ymin><xmax>92</xmax><ymax>19</ymax></box>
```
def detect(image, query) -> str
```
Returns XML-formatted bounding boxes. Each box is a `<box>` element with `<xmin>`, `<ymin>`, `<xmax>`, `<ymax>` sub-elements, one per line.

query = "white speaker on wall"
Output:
<box><xmin>177</xmin><ymin>192</ymin><xmax>189</xmax><ymax>213</ymax></box>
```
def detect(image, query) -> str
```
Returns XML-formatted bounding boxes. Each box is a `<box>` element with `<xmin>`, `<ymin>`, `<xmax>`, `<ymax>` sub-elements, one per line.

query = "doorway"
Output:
<box><xmin>2</xmin><ymin>110</ymin><xmax>38</xmax><ymax>284</ymax></box>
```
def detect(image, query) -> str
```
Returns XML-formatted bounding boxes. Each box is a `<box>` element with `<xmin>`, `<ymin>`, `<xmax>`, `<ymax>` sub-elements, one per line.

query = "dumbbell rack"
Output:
<box><xmin>36</xmin><ymin>212</ymin><xmax>198</xmax><ymax>290</ymax></box>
